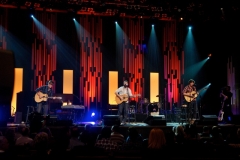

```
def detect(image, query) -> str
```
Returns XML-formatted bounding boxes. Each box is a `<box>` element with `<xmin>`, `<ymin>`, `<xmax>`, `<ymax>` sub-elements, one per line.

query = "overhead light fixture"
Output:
<box><xmin>120</xmin><ymin>13</ymin><xmax>126</xmax><ymax>16</ymax></box>
<box><xmin>154</xmin><ymin>13</ymin><xmax>160</xmax><ymax>17</ymax></box>
<box><xmin>34</xmin><ymin>3</ymin><xmax>40</xmax><ymax>8</ymax></box>
<box><xmin>80</xmin><ymin>7</ymin><xmax>87</xmax><ymax>11</ymax></box>
<box><xmin>87</xmin><ymin>8</ymin><xmax>94</xmax><ymax>12</ymax></box>
<box><xmin>162</xmin><ymin>14</ymin><xmax>167</xmax><ymax>18</ymax></box>
<box><xmin>25</xmin><ymin>1</ymin><xmax>31</xmax><ymax>7</ymax></box>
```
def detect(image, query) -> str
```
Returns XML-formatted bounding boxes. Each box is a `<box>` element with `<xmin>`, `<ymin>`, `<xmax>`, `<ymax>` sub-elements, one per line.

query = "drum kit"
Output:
<box><xmin>137</xmin><ymin>94</ymin><xmax>165</xmax><ymax>115</ymax></box>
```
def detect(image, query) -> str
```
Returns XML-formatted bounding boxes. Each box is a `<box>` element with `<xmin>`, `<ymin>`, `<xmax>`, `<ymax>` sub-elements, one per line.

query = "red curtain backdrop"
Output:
<box><xmin>163</xmin><ymin>21</ymin><xmax>184</xmax><ymax>109</ymax></box>
<box><xmin>31</xmin><ymin>12</ymin><xmax>57</xmax><ymax>91</ymax></box>
<box><xmin>78</xmin><ymin>15</ymin><xmax>103</xmax><ymax>111</ymax></box>
<box><xmin>122</xmin><ymin>18</ymin><xmax>145</xmax><ymax>101</ymax></box>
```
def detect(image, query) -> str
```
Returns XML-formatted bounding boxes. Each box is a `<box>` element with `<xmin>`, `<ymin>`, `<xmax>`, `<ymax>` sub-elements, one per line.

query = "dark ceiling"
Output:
<box><xmin>0</xmin><ymin>0</ymin><xmax>240</xmax><ymax>22</ymax></box>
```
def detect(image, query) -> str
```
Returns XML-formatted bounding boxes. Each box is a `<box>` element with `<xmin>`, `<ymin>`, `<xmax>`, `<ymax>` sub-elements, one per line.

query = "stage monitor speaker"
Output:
<box><xmin>54</xmin><ymin>120</ymin><xmax>73</xmax><ymax>126</ymax></box>
<box><xmin>200</xmin><ymin>115</ymin><xmax>218</xmax><ymax>125</ymax></box>
<box><xmin>103</xmin><ymin>115</ymin><xmax>120</xmax><ymax>126</ymax></box>
<box><xmin>144</xmin><ymin>116</ymin><xmax>166</xmax><ymax>126</ymax></box>
<box><xmin>14</xmin><ymin>112</ymin><xmax>22</xmax><ymax>124</ymax></box>
<box><xmin>135</xmin><ymin>113</ymin><xmax>148</xmax><ymax>122</ymax></box>
<box><xmin>0</xmin><ymin>121</ymin><xmax>7</xmax><ymax>127</ymax></box>
<box><xmin>46</xmin><ymin>115</ymin><xmax>58</xmax><ymax>126</ymax></box>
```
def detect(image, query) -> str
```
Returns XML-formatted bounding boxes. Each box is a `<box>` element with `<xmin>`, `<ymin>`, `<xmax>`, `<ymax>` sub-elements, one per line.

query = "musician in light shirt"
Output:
<box><xmin>35</xmin><ymin>80</ymin><xmax>56</xmax><ymax>117</ymax></box>
<box><xmin>115</xmin><ymin>80</ymin><xmax>136</xmax><ymax>125</ymax></box>
<box><xmin>182</xmin><ymin>79</ymin><xmax>198</xmax><ymax>121</ymax></box>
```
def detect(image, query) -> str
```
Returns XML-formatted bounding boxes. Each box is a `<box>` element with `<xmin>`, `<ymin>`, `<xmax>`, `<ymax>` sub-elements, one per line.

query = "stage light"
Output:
<box><xmin>73</xmin><ymin>18</ymin><xmax>75</xmax><ymax>21</ymax></box>
<box><xmin>91</xmin><ymin>112</ymin><xmax>95</xmax><ymax>117</ymax></box>
<box><xmin>115</xmin><ymin>21</ymin><xmax>117</xmax><ymax>24</ymax></box>
<box><xmin>208</xmin><ymin>83</ymin><xmax>211</xmax><ymax>86</ymax></box>
<box><xmin>31</xmin><ymin>15</ymin><xmax>34</xmax><ymax>18</ymax></box>
<box><xmin>188</xmin><ymin>26</ymin><xmax>192</xmax><ymax>30</ymax></box>
<box><xmin>152</xmin><ymin>24</ymin><xmax>154</xmax><ymax>27</ymax></box>
<box><xmin>180</xmin><ymin>17</ymin><xmax>183</xmax><ymax>20</ymax></box>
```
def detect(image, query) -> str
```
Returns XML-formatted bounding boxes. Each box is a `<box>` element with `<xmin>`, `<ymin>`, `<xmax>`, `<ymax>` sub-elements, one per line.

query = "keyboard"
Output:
<box><xmin>61</xmin><ymin>105</ymin><xmax>85</xmax><ymax>109</ymax></box>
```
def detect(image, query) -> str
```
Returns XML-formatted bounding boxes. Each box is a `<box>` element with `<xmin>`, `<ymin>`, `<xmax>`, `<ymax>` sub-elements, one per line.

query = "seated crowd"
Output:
<box><xmin>1</xmin><ymin>122</ymin><xmax>240</xmax><ymax>159</ymax></box>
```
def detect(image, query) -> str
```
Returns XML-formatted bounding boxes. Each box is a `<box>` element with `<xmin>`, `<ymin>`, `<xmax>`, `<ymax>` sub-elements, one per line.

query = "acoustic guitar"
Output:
<box><xmin>35</xmin><ymin>92</ymin><xmax>62</xmax><ymax>103</ymax></box>
<box><xmin>184</xmin><ymin>88</ymin><xmax>207</xmax><ymax>102</ymax></box>
<box><xmin>115</xmin><ymin>94</ymin><xmax>141</xmax><ymax>105</ymax></box>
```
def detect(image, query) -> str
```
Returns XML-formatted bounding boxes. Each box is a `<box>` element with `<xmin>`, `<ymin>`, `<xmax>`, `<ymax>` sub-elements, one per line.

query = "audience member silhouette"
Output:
<box><xmin>95</xmin><ymin>126</ymin><xmax>120</xmax><ymax>151</ymax></box>
<box><xmin>123</xmin><ymin>127</ymin><xmax>143</xmax><ymax>150</ymax></box>
<box><xmin>68</xmin><ymin>126</ymin><xmax>84</xmax><ymax>150</ymax></box>
<box><xmin>79</xmin><ymin>124</ymin><xmax>95</xmax><ymax>147</ymax></box>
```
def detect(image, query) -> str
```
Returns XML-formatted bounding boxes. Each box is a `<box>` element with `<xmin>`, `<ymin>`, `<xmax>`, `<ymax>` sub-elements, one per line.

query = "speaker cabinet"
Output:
<box><xmin>54</xmin><ymin>120</ymin><xmax>73</xmax><ymax>126</ymax></box>
<box><xmin>135</xmin><ymin>113</ymin><xmax>148</xmax><ymax>122</ymax></box>
<box><xmin>0</xmin><ymin>49</ymin><xmax>14</xmax><ymax>106</ymax></box>
<box><xmin>46</xmin><ymin>115</ymin><xmax>58</xmax><ymax>126</ymax></box>
<box><xmin>144</xmin><ymin>116</ymin><xmax>166</xmax><ymax>126</ymax></box>
<box><xmin>14</xmin><ymin>112</ymin><xmax>22</xmax><ymax>124</ymax></box>
<box><xmin>103</xmin><ymin>115</ymin><xmax>120</xmax><ymax>126</ymax></box>
<box><xmin>200</xmin><ymin>115</ymin><xmax>218</xmax><ymax>125</ymax></box>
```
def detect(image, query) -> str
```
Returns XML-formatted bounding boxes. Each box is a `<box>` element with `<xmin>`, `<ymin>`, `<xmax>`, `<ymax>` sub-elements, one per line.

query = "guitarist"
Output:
<box><xmin>220</xmin><ymin>86</ymin><xmax>233</xmax><ymax>123</ymax></box>
<box><xmin>115</xmin><ymin>80</ymin><xmax>135</xmax><ymax>125</ymax></box>
<box><xmin>35</xmin><ymin>80</ymin><xmax>56</xmax><ymax>117</ymax></box>
<box><xmin>182</xmin><ymin>79</ymin><xmax>198</xmax><ymax>121</ymax></box>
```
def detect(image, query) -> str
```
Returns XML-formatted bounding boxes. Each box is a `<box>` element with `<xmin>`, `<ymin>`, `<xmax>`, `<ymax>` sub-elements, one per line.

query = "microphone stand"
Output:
<box><xmin>72</xmin><ymin>94</ymin><xmax>82</xmax><ymax>105</ymax></box>
<box><xmin>198</xmin><ymin>95</ymin><xmax>202</xmax><ymax>120</ymax></box>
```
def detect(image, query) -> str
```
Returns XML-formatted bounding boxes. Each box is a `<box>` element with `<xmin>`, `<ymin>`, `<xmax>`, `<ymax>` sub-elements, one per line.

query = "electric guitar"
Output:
<box><xmin>184</xmin><ymin>88</ymin><xmax>207</xmax><ymax>102</ymax></box>
<box><xmin>218</xmin><ymin>93</ymin><xmax>227</xmax><ymax>121</ymax></box>
<box><xmin>115</xmin><ymin>94</ymin><xmax>141</xmax><ymax>105</ymax></box>
<box><xmin>35</xmin><ymin>92</ymin><xmax>62</xmax><ymax>103</ymax></box>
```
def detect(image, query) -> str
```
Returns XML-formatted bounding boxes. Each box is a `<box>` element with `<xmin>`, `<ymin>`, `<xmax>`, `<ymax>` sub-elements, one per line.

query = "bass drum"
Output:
<box><xmin>147</xmin><ymin>103</ymin><xmax>159</xmax><ymax>112</ymax></box>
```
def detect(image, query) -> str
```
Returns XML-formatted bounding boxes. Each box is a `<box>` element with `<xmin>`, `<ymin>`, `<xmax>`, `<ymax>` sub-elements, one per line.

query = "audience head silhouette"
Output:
<box><xmin>148</xmin><ymin>128</ymin><xmax>166</xmax><ymax>149</ymax></box>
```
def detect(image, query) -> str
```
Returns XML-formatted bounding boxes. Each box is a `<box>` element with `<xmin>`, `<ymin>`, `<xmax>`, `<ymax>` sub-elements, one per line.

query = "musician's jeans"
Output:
<box><xmin>37</xmin><ymin>102</ymin><xmax>48</xmax><ymax>116</ymax></box>
<box><xmin>118</xmin><ymin>102</ymin><xmax>129</xmax><ymax>123</ymax></box>
<box><xmin>187</xmin><ymin>100</ymin><xmax>198</xmax><ymax>120</ymax></box>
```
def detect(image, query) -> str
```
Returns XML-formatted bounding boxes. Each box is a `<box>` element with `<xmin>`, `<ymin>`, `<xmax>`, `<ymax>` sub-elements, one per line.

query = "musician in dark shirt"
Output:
<box><xmin>220</xmin><ymin>86</ymin><xmax>233</xmax><ymax>123</ymax></box>
<box><xmin>182</xmin><ymin>79</ymin><xmax>198</xmax><ymax>121</ymax></box>
<box><xmin>35</xmin><ymin>80</ymin><xmax>55</xmax><ymax>117</ymax></box>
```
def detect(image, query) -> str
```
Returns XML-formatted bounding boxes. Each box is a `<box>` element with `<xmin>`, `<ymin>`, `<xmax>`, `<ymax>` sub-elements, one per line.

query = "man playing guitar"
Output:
<box><xmin>115</xmin><ymin>80</ymin><xmax>137</xmax><ymax>125</ymax></box>
<box><xmin>219</xmin><ymin>86</ymin><xmax>233</xmax><ymax>123</ymax></box>
<box><xmin>35</xmin><ymin>80</ymin><xmax>56</xmax><ymax>117</ymax></box>
<box><xmin>182</xmin><ymin>79</ymin><xmax>199</xmax><ymax>121</ymax></box>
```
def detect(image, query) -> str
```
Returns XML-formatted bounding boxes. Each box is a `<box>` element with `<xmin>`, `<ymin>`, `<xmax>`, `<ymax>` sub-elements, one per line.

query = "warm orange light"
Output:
<box><xmin>11</xmin><ymin>68</ymin><xmax>23</xmax><ymax>117</ymax></box>
<box><xmin>63</xmin><ymin>70</ymin><xmax>73</xmax><ymax>94</ymax></box>
<box><xmin>208</xmin><ymin>53</ymin><xmax>212</xmax><ymax>57</ymax></box>
<box><xmin>109</xmin><ymin>71</ymin><xmax>118</xmax><ymax>105</ymax></box>
<box><xmin>150</xmin><ymin>72</ymin><xmax>159</xmax><ymax>103</ymax></box>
